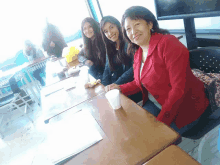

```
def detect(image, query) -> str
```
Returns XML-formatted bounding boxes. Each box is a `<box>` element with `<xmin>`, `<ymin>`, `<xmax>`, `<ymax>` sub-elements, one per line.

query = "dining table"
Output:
<box><xmin>143</xmin><ymin>145</ymin><xmax>201</xmax><ymax>165</ymax></box>
<box><xmin>41</xmin><ymin>58</ymin><xmax>104</xmax><ymax>123</ymax></box>
<box><xmin>40</xmin><ymin>62</ymin><xmax>181</xmax><ymax>164</ymax></box>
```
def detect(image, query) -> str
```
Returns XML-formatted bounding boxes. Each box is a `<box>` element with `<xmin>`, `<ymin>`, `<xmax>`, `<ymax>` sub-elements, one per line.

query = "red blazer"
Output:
<box><xmin>120</xmin><ymin>33</ymin><xmax>209</xmax><ymax>129</ymax></box>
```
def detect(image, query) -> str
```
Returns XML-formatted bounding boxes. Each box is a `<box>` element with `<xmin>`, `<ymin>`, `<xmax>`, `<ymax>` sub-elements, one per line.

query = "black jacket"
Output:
<box><xmin>101</xmin><ymin>44</ymin><xmax>134</xmax><ymax>86</ymax></box>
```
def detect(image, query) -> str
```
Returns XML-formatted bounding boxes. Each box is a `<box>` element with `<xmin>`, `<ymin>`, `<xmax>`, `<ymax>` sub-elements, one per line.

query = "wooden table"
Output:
<box><xmin>41</xmin><ymin>61</ymin><xmax>180</xmax><ymax>164</ymax></box>
<box><xmin>61</xmin><ymin>92</ymin><xmax>180</xmax><ymax>165</ymax></box>
<box><xmin>143</xmin><ymin>145</ymin><xmax>201</xmax><ymax>165</ymax></box>
<box><xmin>41</xmin><ymin>67</ymin><xmax>105</xmax><ymax>123</ymax></box>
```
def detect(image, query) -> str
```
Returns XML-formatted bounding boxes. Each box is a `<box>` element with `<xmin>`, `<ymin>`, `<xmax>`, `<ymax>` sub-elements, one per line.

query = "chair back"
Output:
<box><xmin>9</xmin><ymin>77</ymin><xmax>21</xmax><ymax>94</ymax></box>
<box><xmin>189</xmin><ymin>47</ymin><xmax>220</xmax><ymax>73</ymax></box>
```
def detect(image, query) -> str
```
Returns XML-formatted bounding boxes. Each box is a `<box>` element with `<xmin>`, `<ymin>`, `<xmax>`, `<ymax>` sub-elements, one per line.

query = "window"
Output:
<box><xmin>0</xmin><ymin>0</ymin><xmax>90</xmax><ymax>63</ymax></box>
<box><xmin>98</xmin><ymin>0</ymin><xmax>156</xmax><ymax>22</ymax></box>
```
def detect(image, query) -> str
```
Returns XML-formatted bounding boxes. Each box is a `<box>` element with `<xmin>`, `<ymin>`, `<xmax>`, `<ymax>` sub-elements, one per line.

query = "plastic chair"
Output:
<box><xmin>182</xmin><ymin>47</ymin><xmax>220</xmax><ymax>139</ymax></box>
<box><xmin>197</xmin><ymin>125</ymin><xmax>220</xmax><ymax>164</ymax></box>
<box><xmin>0</xmin><ymin>76</ymin><xmax>34</xmax><ymax>138</ymax></box>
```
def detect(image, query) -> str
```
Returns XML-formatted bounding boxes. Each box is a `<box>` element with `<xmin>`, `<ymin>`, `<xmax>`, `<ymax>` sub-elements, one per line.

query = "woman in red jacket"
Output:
<box><xmin>106</xmin><ymin>6</ymin><xmax>209</xmax><ymax>135</ymax></box>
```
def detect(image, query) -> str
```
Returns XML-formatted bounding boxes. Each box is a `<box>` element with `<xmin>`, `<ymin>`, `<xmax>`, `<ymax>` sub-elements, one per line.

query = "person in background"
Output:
<box><xmin>106</xmin><ymin>6</ymin><xmax>209</xmax><ymax>135</ymax></box>
<box><xmin>23</xmin><ymin>40</ymin><xmax>46</xmax><ymax>86</ymax></box>
<box><xmin>78</xmin><ymin>17</ymin><xmax>106</xmax><ymax>80</ymax></box>
<box><xmin>42</xmin><ymin>23</ymin><xmax>67</xmax><ymax>58</ymax></box>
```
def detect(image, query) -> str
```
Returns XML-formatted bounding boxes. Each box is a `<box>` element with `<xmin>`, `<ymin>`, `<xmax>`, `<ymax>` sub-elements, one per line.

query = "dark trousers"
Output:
<box><xmin>127</xmin><ymin>92</ymin><xmax>143</xmax><ymax>103</ymax></box>
<box><xmin>32</xmin><ymin>67</ymin><xmax>46</xmax><ymax>86</ymax></box>
<box><xmin>142</xmin><ymin>99</ymin><xmax>201</xmax><ymax>135</ymax></box>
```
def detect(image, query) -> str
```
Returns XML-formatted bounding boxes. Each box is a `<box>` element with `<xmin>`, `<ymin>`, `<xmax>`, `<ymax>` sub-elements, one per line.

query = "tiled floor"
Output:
<box><xmin>0</xmin><ymin>99</ymin><xmax>219</xmax><ymax>165</ymax></box>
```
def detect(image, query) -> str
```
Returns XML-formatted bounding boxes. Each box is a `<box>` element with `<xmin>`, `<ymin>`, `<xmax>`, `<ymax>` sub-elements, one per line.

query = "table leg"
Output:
<box><xmin>21</xmin><ymin>73</ymin><xmax>41</xmax><ymax>106</ymax></box>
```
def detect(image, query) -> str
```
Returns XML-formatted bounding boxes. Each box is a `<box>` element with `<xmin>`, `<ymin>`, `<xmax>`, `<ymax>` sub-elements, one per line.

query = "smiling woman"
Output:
<box><xmin>112</xmin><ymin>6</ymin><xmax>210</xmax><ymax>136</ymax></box>
<box><xmin>100</xmin><ymin>16</ymin><xmax>133</xmax><ymax>86</ymax></box>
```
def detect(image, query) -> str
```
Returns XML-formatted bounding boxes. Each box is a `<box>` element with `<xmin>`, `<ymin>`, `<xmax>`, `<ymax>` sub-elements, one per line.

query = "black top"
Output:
<box><xmin>101</xmin><ymin>44</ymin><xmax>134</xmax><ymax>86</ymax></box>
<box><xmin>42</xmin><ymin>24</ymin><xmax>67</xmax><ymax>58</ymax></box>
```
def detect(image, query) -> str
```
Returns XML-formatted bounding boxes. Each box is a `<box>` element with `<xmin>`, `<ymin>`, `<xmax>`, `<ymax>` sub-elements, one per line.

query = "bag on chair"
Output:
<box><xmin>192</xmin><ymin>69</ymin><xmax>220</xmax><ymax>118</ymax></box>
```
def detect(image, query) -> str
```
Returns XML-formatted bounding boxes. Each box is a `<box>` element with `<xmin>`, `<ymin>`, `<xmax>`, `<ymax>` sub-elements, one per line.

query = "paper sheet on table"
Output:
<box><xmin>43</xmin><ymin>77</ymin><xmax>77</xmax><ymax>96</ymax></box>
<box><xmin>37</xmin><ymin>111</ymin><xmax>103</xmax><ymax>164</ymax></box>
<box><xmin>43</xmin><ymin>84</ymin><xmax>64</xmax><ymax>97</ymax></box>
<box><xmin>63</xmin><ymin>77</ymin><xmax>77</xmax><ymax>91</ymax></box>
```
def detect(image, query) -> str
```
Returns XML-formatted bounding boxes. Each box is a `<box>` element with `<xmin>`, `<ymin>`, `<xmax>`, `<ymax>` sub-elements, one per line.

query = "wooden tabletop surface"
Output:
<box><xmin>63</xmin><ymin>92</ymin><xmax>180</xmax><ymax>165</ymax></box>
<box><xmin>143</xmin><ymin>145</ymin><xmax>201</xmax><ymax>165</ymax></box>
<box><xmin>41</xmin><ymin>64</ymin><xmax>105</xmax><ymax>123</ymax></box>
<box><xmin>41</xmin><ymin>60</ymin><xmax>180</xmax><ymax>165</ymax></box>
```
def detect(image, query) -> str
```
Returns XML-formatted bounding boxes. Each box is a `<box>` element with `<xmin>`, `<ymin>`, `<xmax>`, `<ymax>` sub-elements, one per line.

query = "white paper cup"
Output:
<box><xmin>105</xmin><ymin>89</ymin><xmax>121</xmax><ymax>110</ymax></box>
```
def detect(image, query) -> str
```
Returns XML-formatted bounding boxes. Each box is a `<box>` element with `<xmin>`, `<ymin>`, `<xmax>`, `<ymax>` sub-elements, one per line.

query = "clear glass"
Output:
<box><xmin>98</xmin><ymin>0</ymin><xmax>156</xmax><ymax>22</ymax></box>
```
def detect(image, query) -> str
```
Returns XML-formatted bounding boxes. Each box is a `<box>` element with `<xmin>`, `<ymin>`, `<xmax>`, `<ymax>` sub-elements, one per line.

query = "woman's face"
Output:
<box><xmin>83</xmin><ymin>22</ymin><xmax>94</xmax><ymax>39</ymax></box>
<box><xmin>124</xmin><ymin>17</ymin><xmax>153</xmax><ymax>47</ymax></box>
<box><xmin>103</xmin><ymin>22</ymin><xmax>119</xmax><ymax>42</ymax></box>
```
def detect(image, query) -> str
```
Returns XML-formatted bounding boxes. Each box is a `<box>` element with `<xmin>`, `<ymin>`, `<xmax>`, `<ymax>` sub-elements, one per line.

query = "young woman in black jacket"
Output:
<box><xmin>100</xmin><ymin>16</ymin><xmax>142</xmax><ymax>103</ymax></box>
<box><xmin>100</xmin><ymin>16</ymin><xmax>133</xmax><ymax>86</ymax></box>
<box><xmin>78</xmin><ymin>17</ymin><xmax>106</xmax><ymax>80</ymax></box>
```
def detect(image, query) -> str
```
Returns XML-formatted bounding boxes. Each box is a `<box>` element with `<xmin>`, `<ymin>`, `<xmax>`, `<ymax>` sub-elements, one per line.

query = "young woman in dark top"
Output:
<box><xmin>100</xmin><ymin>16</ymin><xmax>134</xmax><ymax>86</ymax></box>
<box><xmin>78</xmin><ymin>17</ymin><xmax>106</xmax><ymax>80</ymax></box>
<box><xmin>100</xmin><ymin>16</ymin><xmax>142</xmax><ymax>103</ymax></box>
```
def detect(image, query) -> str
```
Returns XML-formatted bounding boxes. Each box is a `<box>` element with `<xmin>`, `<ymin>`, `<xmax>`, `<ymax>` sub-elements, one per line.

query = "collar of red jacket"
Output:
<box><xmin>134</xmin><ymin>32</ymin><xmax>164</xmax><ymax>64</ymax></box>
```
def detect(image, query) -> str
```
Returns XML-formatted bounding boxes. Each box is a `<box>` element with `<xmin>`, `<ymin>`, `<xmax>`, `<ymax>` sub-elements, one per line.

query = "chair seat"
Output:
<box><xmin>0</xmin><ymin>94</ymin><xmax>14</xmax><ymax>107</ymax></box>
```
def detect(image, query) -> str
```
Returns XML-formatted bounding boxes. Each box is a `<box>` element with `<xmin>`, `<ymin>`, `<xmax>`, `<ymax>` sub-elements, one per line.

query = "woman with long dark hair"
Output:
<box><xmin>78</xmin><ymin>17</ymin><xmax>106</xmax><ymax>80</ymax></box>
<box><xmin>42</xmin><ymin>23</ymin><xmax>67</xmax><ymax>58</ymax></box>
<box><xmin>100</xmin><ymin>16</ymin><xmax>134</xmax><ymax>86</ymax></box>
<box><xmin>107</xmin><ymin>6</ymin><xmax>209</xmax><ymax>135</ymax></box>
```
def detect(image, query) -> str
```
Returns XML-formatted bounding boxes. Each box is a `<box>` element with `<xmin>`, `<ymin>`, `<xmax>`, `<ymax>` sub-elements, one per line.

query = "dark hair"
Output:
<box><xmin>100</xmin><ymin>16</ymin><xmax>131</xmax><ymax>71</ymax></box>
<box><xmin>42</xmin><ymin>23</ymin><xmax>67</xmax><ymax>55</ymax></box>
<box><xmin>121</xmin><ymin>6</ymin><xmax>170</xmax><ymax>56</ymax></box>
<box><xmin>81</xmin><ymin>17</ymin><xmax>106</xmax><ymax>67</ymax></box>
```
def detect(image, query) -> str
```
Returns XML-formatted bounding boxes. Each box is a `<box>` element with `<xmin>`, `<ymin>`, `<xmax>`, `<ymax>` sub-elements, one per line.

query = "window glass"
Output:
<box><xmin>98</xmin><ymin>0</ymin><xmax>156</xmax><ymax>22</ymax></box>
<box><xmin>0</xmin><ymin>0</ymin><xmax>89</xmax><ymax>63</ymax></box>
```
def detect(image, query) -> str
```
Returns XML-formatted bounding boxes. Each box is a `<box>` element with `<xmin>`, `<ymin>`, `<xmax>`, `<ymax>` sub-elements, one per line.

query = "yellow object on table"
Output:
<box><xmin>63</xmin><ymin>46</ymin><xmax>80</xmax><ymax>63</ymax></box>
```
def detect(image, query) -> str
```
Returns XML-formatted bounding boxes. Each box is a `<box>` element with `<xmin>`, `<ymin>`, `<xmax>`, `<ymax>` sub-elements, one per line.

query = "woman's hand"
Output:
<box><xmin>85</xmin><ymin>60</ymin><xmax>94</xmax><ymax>67</ymax></box>
<box><xmin>105</xmin><ymin>83</ymin><xmax>121</xmax><ymax>92</ymax></box>
<box><xmin>50</xmin><ymin>41</ymin><xmax>55</xmax><ymax>47</ymax></box>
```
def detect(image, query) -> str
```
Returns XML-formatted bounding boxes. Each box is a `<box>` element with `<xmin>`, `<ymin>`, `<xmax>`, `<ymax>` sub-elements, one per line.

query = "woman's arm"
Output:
<box><xmin>156</xmin><ymin>36</ymin><xmax>189</xmax><ymax>126</ymax></box>
<box><xmin>114</xmin><ymin>65</ymin><xmax>134</xmax><ymax>85</ymax></box>
<box><xmin>119</xmin><ymin>79</ymin><xmax>141</xmax><ymax>96</ymax></box>
<box><xmin>101</xmin><ymin>55</ymin><xmax>111</xmax><ymax>86</ymax></box>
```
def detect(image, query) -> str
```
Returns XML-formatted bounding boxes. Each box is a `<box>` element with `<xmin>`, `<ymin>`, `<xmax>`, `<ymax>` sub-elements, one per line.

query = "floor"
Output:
<box><xmin>0</xmin><ymin>95</ymin><xmax>219</xmax><ymax>165</ymax></box>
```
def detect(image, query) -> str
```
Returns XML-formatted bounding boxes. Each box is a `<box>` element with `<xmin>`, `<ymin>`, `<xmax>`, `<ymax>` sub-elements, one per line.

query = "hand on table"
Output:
<box><xmin>85</xmin><ymin>60</ymin><xmax>93</xmax><ymax>67</ymax></box>
<box><xmin>105</xmin><ymin>83</ymin><xmax>121</xmax><ymax>92</ymax></box>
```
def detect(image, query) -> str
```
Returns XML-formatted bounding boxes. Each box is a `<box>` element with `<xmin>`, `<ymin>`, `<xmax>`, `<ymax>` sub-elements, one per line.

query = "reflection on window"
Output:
<box><xmin>46</xmin><ymin>0</ymin><xmax>90</xmax><ymax>38</ymax></box>
<box><xmin>98</xmin><ymin>0</ymin><xmax>156</xmax><ymax>22</ymax></box>
<box><xmin>1</xmin><ymin>0</ymin><xmax>89</xmax><ymax>63</ymax></box>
